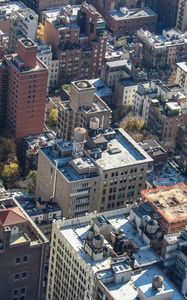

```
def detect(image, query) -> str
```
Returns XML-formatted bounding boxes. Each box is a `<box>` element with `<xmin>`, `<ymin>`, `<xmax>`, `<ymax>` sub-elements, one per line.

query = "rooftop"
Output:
<box><xmin>109</xmin><ymin>7</ymin><xmax>157</xmax><ymax>21</ymax></box>
<box><xmin>57</xmin><ymin>208</ymin><xmax>160</xmax><ymax>272</ymax></box>
<box><xmin>88</xmin><ymin>78</ymin><xmax>113</xmax><ymax>98</ymax></box>
<box><xmin>142</xmin><ymin>183</ymin><xmax>187</xmax><ymax>224</ymax></box>
<box><xmin>147</xmin><ymin>161</ymin><xmax>186</xmax><ymax>187</ymax></box>
<box><xmin>56</xmin><ymin>209</ymin><xmax>184</xmax><ymax>299</ymax></box>
<box><xmin>137</xmin><ymin>29</ymin><xmax>187</xmax><ymax>49</ymax></box>
<box><xmin>104</xmin><ymin>265</ymin><xmax>184</xmax><ymax>300</ymax></box>
<box><xmin>94</xmin><ymin>128</ymin><xmax>152</xmax><ymax>170</ymax></box>
<box><xmin>0</xmin><ymin>1</ymin><xmax>26</xmax><ymax>19</ymax></box>
<box><xmin>42</xmin><ymin>128</ymin><xmax>152</xmax><ymax>179</ymax></box>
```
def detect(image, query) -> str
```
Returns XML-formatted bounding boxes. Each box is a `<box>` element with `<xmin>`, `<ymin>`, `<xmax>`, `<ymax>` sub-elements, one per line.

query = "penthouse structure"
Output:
<box><xmin>137</xmin><ymin>29</ymin><xmax>187</xmax><ymax>70</ymax></box>
<box><xmin>57</xmin><ymin>80</ymin><xmax>112</xmax><ymax>140</ymax></box>
<box><xmin>4</xmin><ymin>38</ymin><xmax>48</xmax><ymax>140</ymax></box>
<box><xmin>47</xmin><ymin>209</ymin><xmax>185</xmax><ymax>300</ymax></box>
<box><xmin>43</xmin><ymin>3</ymin><xmax>107</xmax><ymax>82</ymax></box>
<box><xmin>141</xmin><ymin>184</ymin><xmax>187</xmax><ymax>234</ymax></box>
<box><xmin>0</xmin><ymin>193</ymin><xmax>48</xmax><ymax>300</ymax></box>
<box><xmin>107</xmin><ymin>7</ymin><xmax>157</xmax><ymax>37</ymax></box>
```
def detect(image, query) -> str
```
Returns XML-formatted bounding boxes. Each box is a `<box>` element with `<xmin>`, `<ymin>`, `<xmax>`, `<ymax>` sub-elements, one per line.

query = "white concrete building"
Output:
<box><xmin>176</xmin><ymin>62</ymin><xmax>187</xmax><ymax>93</ymax></box>
<box><xmin>46</xmin><ymin>208</ymin><xmax>185</xmax><ymax>300</ymax></box>
<box><xmin>9</xmin><ymin>6</ymin><xmax>38</xmax><ymax>52</ymax></box>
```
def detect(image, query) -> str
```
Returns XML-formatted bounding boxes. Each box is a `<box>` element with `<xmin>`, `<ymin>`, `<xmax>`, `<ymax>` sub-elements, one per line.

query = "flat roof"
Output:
<box><xmin>106</xmin><ymin>59</ymin><xmax>130</xmax><ymax>68</ymax></box>
<box><xmin>59</xmin><ymin>209</ymin><xmax>160</xmax><ymax>272</ymax></box>
<box><xmin>109</xmin><ymin>7</ymin><xmax>157</xmax><ymax>21</ymax></box>
<box><xmin>142</xmin><ymin>184</ymin><xmax>187</xmax><ymax>223</ymax></box>
<box><xmin>95</xmin><ymin>128</ymin><xmax>152</xmax><ymax>170</ymax></box>
<box><xmin>105</xmin><ymin>265</ymin><xmax>185</xmax><ymax>300</ymax></box>
<box><xmin>147</xmin><ymin>161</ymin><xmax>186</xmax><ymax>187</ymax></box>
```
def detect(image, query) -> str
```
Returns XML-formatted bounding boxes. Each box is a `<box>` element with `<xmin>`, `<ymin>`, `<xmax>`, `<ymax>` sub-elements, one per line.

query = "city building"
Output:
<box><xmin>36</xmin><ymin>39</ymin><xmax>59</xmax><ymax>88</ymax></box>
<box><xmin>57</xmin><ymin>80</ymin><xmax>112</xmax><ymax>140</ymax></box>
<box><xmin>0</xmin><ymin>1</ymin><xmax>27</xmax><ymax>34</ymax></box>
<box><xmin>46</xmin><ymin>208</ymin><xmax>185</xmax><ymax>300</ymax></box>
<box><xmin>43</xmin><ymin>3</ymin><xmax>107</xmax><ymax>82</ymax></box>
<box><xmin>101</xmin><ymin>59</ymin><xmax>131</xmax><ymax>89</ymax></box>
<box><xmin>141</xmin><ymin>183</ymin><xmax>187</xmax><ymax>234</ymax></box>
<box><xmin>0</xmin><ymin>193</ymin><xmax>48</xmax><ymax>300</ymax></box>
<box><xmin>137</xmin><ymin>29</ymin><xmax>187</xmax><ymax>70</ymax></box>
<box><xmin>0</xmin><ymin>59</ymin><xmax>8</xmax><ymax>130</ymax></box>
<box><xmin>134</xmin><ymin>80</ymin><xmax>187</xmax><ymax>149</ymax></box>
<box><xmin>36</xmin><ymin>115</ymin><xmax>152</xmax><ymax>218</ymax></box>
<box><xmin>176</xmin><ymin>62</ymin><xmax>187</xmax><ymax>93</ymax></box>
<box><xmin>22</xmin><ymin>0</ymin><xmax>69</xmax><ymax>14</ymax></box>
<box><xmin>176</xmin><ymin>125</ymin><xmax>187</xmax><ymax>175</ymax></box>
<box><xmin>4</xmin><ymin>38</ymin><xmax>48</xmax><ymax>141</ymax></box>
<box><xmin>146</xmin><ymin>160</ymin><xmax>186</xmax><ymax>187</ymax></box>
<box><xmin>9</xmin><ymin>6</ymin><xmax>38</xmax><ymax>53</ymax></box>
<box><xmin>139</xmin><ymin>139</ymin><xmax>168</xmax><ymax>169</ymax></box>
<box><xmin>176</xmin><ymin>0</ymin><xmax>187</xmax><ymax>32</ymax></box>
<box><xmin>15</xmin><ymin>193</ymin><xmax>61</xmax><ymax>240</ymax></box>
<box><xmin>86</xmin><ymin>0</ymin><xmax>137</xmax><ymax>17</ymax></box>
<box><xmin>115</xmin><ymin>78</ymin><xmax>149</xmax><ymax>107</ymax></box>
<box><xmin>21</xmin><ymin>131</ymin><xmax>55</xmax><ymax>175</ymax></box>
<box><xmin>107</xmin><ymin>7</ymin><xmax>157</xmax><ymax>37</ymax></box>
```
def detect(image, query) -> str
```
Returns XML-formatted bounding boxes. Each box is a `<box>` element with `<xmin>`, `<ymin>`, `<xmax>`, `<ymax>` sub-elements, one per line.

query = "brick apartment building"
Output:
<box><xmin>0</xmin><ymin>194</ymin><xmax>48</xmax><ymax>300</ymax></box>
<box><xmin>2</xmin><ymin>38</ymin><xmax>48</xmax><ymax>140</ymax></box>
<box><xmin>43</xmin><ymin>3</ymin><xmax>107</xmax><ymax>82</ymax></box>
<box><xmin>141</xmin><ymin>184</ymin><xmax>187</xmax><ymax>234</ymax></box>
<box><xmin>106</xmin><ymin>7</ymin><xmax>157</xmax><ymax>37</ymax></box>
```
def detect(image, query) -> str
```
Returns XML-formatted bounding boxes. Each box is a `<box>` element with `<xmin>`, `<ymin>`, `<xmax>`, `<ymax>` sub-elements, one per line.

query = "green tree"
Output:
<box><xmin>48</xmin><ymin>108</ymin><xmax>58</xmax><ymax>128</ymax></box>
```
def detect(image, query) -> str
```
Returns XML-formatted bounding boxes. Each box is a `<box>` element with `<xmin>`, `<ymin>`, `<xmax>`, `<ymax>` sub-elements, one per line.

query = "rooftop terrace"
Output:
<box><xmin>142</xmin><ymin>184</ymin><xmax>187</xmax><ymax>223</ymax></box>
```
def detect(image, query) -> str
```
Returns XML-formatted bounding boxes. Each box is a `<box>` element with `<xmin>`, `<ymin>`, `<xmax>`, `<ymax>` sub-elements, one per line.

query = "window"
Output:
<box><xmin>13</xmin><ymin>289</ymin><xmax>18</xmax><ymax>296</ymax></box>
<box><xmin>21</xmin><ymin>288</ymin><xmax>26</xmax><ymax>294</ymax></box>
<box><xmin>20</xmin><ymin>296</ymin><xmax>25</xmax><ymax>300</ymax></box>
<box><xmin>22</xmin><ymin>272</ymin><xmax>27</xmax><ymax>279</ymax></box>
<box><xmin>14</xmin><ymin>274</ymin><xmax>20</xmax><ymax>280</ymax></box>
<box><xmin>23</xmin><ymin>256</ymin><xmax>28</xmax><ymax>263</ymax></box>
<box><xmin>16</xmin><ymin>257</ymin><xmax>20</xmax><ymax>264</ymax></box>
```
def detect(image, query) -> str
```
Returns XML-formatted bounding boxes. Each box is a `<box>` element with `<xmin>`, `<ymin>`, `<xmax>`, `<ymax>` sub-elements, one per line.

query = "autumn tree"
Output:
<box><xmin>0</xmin><ymin>137</ymin><xmax>17</xmax><ymax>163</ymax></box>
<box><xmin>48</xmin><ymin>108</ymin><xmax>58</xmax><ymax>128</ymax></box>
<box><xmin>120</xmin><ymin>116</ymin><xmax>144</xmax><ymax>132</ymax></box>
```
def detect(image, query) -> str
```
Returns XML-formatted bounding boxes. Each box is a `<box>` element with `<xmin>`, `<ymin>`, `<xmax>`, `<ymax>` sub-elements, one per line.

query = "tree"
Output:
<box><xmin>14</xmin><ymin>170</ymin><xmax>37</xmax><ymax>193</ymax></box>
<box><xmin>48</xmin><ymin>108</ymin><xmax>58</xmax><ymax>128</ymax></box>
<box><xmin>113</xmin><ymin>105</ymin><xmax>132</xmax><ymax>124</ymax></box>
<box><xmin>120</xmin><ymin>116</ymin><xmax>144</xmax><ymax>132</ymax></box>
<box><xmin>0</xmin><ymin>137</ymin><xmax>17</xmax><ymax>163</ymax></box>
<box><xmin>1</xmin><ymin>162</ymin><xmax>20</xmax><ymax>186</ymax></box>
